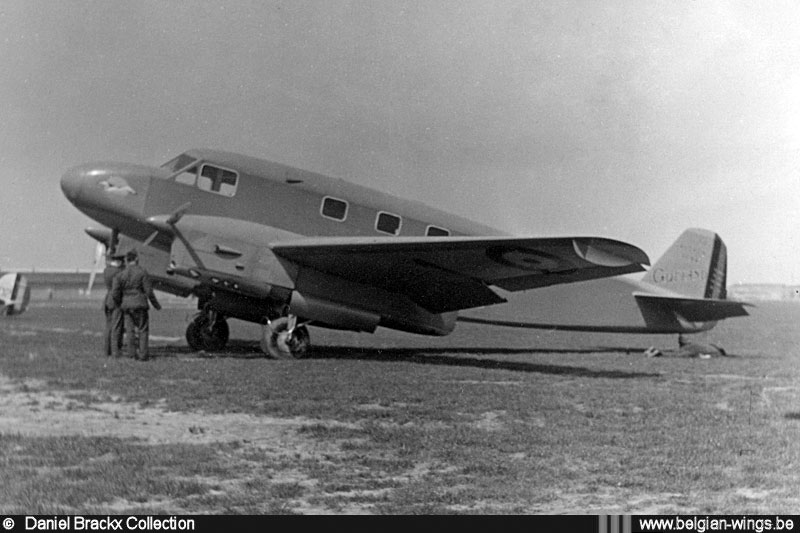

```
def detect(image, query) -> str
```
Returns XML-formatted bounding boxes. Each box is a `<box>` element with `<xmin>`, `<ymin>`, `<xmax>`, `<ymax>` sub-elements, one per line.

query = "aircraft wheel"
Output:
<box><xmin>261</xmin><ymin>316</ymin><xmax>310</xmax><ymax>359</ymax></box>
<box><xmin>186</xmin><ymin>315</ymin><xmax>229</xmax><ymax>351</ymax></box>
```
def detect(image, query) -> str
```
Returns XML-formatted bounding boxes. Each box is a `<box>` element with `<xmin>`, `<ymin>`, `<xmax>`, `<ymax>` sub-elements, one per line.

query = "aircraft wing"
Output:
<box><xmin>272</xmin><ymin>236</ymin><xmax>649</xmax><ymax>313</ymax></box>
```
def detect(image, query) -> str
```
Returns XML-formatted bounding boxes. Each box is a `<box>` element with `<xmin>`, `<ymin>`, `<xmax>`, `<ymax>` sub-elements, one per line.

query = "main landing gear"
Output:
<box><xmin>185</xmin><ymin>305</ymin><xmax>310</xmax><ymax>359</ymax></box>
<box><xmin>186</xmin><ymin>309</ymin><xmax>230</xmax><ymax>351</ymax></box>
<box><xmin>261</xmin><ymin>315</ymin><xmax>310</xmax><ymax>359</ymax></box>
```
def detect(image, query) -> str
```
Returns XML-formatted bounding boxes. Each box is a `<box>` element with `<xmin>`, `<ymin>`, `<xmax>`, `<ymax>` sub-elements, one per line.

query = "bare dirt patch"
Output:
<box><xmin>0</xmin><ymin>374</ymin><xmax>455</xmax><ymax>514</ymax></box>
<box><xmin>0</xmin><ymin>375</ymin><xmax>355</xmax><ymax>456</ymax></box>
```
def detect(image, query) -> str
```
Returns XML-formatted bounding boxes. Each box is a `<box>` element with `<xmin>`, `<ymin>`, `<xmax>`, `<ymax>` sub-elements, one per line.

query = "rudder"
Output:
<box><xmin>641</xmin><ymin>228</ymin><xmax>728</xmax><ymax>299</ymax></box>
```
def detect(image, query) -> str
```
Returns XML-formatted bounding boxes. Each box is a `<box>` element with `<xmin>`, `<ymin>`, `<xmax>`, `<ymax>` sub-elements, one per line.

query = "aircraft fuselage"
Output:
<box><xmin>61</xmin><ymin>149</ymin><xmax>741</xmax><ymax>347</ymax></box>
<box><xmin>61</xmin><ymin>149</ymin><xmax>503</xmax><ymax>336</ymax></box>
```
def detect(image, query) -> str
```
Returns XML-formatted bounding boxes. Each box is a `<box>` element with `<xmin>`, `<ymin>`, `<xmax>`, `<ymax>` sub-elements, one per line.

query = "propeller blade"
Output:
<box><xmin>86</xmin><ymin>241</ymin><xmax>106</xmax><ymax>295</ymax></box>
<box><xmin>142</xmin><ymin>230</ymin><xmax>160</xmax><ymax>247</ymax></box>
<box><xmin>167</xmin><ymin>202</ymin><xmax>192</xmax><ymax>225</ymax></box>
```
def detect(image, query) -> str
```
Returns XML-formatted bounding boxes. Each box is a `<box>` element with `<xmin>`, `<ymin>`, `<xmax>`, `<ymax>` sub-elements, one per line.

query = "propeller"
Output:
<box><xmin>145</xmin><ymin>202</ymin><xmax>206</xmax><ymax>269</ymax></box>
<box><xmin>86</xmin><ymin>241</ymin><xmax>106</xmax><ymax>296</ymax></box>
<box><xmin>143</xmin><ymin>201</ymin><xmax>192</xmax><ymax>248</ymax></box>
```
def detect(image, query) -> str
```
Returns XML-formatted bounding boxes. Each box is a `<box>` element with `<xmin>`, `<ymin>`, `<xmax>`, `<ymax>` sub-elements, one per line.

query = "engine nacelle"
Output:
<box><xmin>289</xmin><ymin>292</ymin><xmax>380</xmax><ymax>332</ymax></box>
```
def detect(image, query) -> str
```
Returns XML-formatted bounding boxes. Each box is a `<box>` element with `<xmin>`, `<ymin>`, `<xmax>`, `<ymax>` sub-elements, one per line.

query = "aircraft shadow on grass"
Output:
<box><xmin>150</xmin><ymin>341</ymin><xmax>660</xmax><ymax>379</ymax></box>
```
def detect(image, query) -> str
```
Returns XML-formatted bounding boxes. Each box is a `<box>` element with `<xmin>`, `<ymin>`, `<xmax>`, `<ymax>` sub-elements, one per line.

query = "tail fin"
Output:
<box><xmin>641</xmin><ymin>228</ymin><xmax>728</xmax><ymax>299</ymax></box>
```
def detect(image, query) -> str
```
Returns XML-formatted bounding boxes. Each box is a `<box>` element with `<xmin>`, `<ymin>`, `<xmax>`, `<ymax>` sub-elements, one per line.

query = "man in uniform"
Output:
<box><xmin>112</xmin><ymin>249</ymin><xmax>162</xmax><ymax>360</ymax></box>
<box><xmin>103</xmin><ymin>253</ymin><xmax>124</xmax><ymax>357</ymax></box>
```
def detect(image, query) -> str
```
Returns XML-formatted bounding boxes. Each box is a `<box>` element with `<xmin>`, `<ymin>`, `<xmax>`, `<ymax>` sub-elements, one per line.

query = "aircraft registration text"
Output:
<box><xmin>651</xmin><ymin>268</ymin><xmax>706</xmax><ymax>284</ymax></box>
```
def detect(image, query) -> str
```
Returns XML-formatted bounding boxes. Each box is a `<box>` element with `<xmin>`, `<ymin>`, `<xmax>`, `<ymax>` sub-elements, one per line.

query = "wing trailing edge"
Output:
<box><xmin>273</xmin><ymin>235</ymin><xmax>649</xmax><ymax>313</ymax></box>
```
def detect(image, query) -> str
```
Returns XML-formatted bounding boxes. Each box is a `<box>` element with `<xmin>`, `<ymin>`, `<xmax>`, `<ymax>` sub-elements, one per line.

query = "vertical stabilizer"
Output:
<box><xmin>641</xmin><ymin>228</ymin><xmax>728</xmax><ymax>299</ymax></box>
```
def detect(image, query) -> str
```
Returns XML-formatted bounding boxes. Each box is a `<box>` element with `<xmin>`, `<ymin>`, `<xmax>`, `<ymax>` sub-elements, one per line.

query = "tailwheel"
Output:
<box><xmin>261</xmin><ymin>315</ymin><xmax>310</xmax><ymax>359</ymax></box>
<box><xmin>186</xmin><ymin>311</ymin><xmax>230</xmax><ymax>351</ymax></box>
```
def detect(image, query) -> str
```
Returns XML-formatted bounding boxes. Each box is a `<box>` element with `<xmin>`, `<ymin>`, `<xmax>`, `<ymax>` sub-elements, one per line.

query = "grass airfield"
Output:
<box><xmin>0</xmin><ymin>299</ymin><xmax>799</xmax><ymax>514</ymax></box>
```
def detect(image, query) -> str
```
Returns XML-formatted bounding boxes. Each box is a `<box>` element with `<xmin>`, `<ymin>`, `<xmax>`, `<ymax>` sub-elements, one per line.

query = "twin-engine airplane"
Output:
<box><xmin>0</xmin><ymin>272</ymin><xmax>30</xmax><ymax>316</ymax></box>
<box><xmin>60</xmin><ymin>149</ymin><xmax>747</xmax><ymax>358</ymax></box>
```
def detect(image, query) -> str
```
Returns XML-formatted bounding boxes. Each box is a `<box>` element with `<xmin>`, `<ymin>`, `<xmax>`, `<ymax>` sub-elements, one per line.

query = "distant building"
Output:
<box><xmin>728</xmin><ymin>283</ymin><xmax>800</xmax><ymax>302</ymax></box>
<box><xmin>20</xmin><ymin>270</ymin><xmax>94</xmax><ymax>300</ymax></box>
<box><xmin>13</xmin><ymin>270</ymin><xmax>189</xmax><ymax>303</ymax></box>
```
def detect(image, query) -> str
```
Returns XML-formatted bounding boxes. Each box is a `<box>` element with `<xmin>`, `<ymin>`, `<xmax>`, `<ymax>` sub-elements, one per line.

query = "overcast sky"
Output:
<box><xmin>2</xmin><ymin>1</ymin><xmax>798</xmax><ymax>284</ymax></box>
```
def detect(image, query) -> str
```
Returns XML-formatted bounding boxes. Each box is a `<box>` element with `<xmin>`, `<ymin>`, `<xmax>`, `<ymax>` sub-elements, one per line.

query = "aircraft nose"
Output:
<box><xmin>60</xmin><ymin>165</ymin><xmax>88</xmax><ymax>202</ymax></box>
<box><xmin>59</xmin><ymin>161</ymin><xmax>155</xmax><ymax>227</ymax></box>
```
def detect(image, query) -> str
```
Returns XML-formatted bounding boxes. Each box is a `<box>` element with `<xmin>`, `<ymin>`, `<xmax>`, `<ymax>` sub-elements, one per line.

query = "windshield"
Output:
<box><xmin>160</xmin><ymin>153</ymin><xmax>198</xmax><ymax>175</ymax></box>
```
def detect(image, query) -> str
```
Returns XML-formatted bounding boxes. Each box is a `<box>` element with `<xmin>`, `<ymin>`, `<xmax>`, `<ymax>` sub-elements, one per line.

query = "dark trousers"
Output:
<box><xmin>105</xmin><ymin>305</ymin><xmax>124</xmax><ymax>357</ymax></box>
<box><xmin>122</xmin><ymin>307</ymin><xmax>150</xmax><ymax>360</ymax></box>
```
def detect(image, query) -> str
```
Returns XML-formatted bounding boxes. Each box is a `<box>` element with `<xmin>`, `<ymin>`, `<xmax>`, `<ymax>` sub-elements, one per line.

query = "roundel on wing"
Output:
<box><xmin>486</xmin><ymin>247</ymin><xmax>562</xmax><ymax>272</ymax></box>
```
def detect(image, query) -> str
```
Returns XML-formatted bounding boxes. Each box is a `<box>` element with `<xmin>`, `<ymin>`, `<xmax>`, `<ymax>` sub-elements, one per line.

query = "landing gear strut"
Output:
<box><xmin>186</xmin><ymin>309</ymin><xmax>230</xmax><ymax>351</ymax></box>
<box><xmin>261</xmin><ymin>315</ymin><xmax>310</xmax><ymax>359</ymax></box>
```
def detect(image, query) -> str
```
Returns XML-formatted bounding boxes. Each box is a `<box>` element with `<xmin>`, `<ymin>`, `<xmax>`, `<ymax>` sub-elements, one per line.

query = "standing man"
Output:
<box><xmin>112</xmin><ymin>249</ymin><xmax>162</xmax><ymax>361</ymax></box>
<box><xmin>103</xmin><ymin>253</ymin><xmax>124</xmax><ymax>357</ymax></box>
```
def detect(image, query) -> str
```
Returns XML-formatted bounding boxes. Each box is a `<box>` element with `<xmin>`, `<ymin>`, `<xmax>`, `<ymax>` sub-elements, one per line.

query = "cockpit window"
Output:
<box><xmin>174</xmin><ymin>166</ymin><xmax>198</xmax><ymax>186</ymax></box>
<box><xmin>164</xmin><ymin>157</ymin><xmax>239</xmax><ymax>196</ymax></box>
<box><xmin>161</xmin><ymin>153</ymin><xmax>198</xmax><ymax>174</ymax></box>
<box><xmin>197</xmin><ymin>164</ymin><xmax>238</xmax><ymax>197</ymax></box>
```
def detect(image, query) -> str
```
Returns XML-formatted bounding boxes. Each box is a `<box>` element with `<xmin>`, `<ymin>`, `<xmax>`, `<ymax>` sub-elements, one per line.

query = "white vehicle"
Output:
<box><xmin>0</xmin><ymin>272</ymin><xmax>30</xmax><ymax>316</ymax></box>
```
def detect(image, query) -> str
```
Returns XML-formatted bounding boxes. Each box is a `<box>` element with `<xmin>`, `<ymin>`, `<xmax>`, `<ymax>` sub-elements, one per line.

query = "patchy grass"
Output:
<box><xmin>0</xmin><ymin>434</ymin><xmax>243</xmax><ymax>513</ymax></box>
<box><xmin>0</xmin><ymin>301</ymin><xmax>799</xmax><ymax>513</ymax></box>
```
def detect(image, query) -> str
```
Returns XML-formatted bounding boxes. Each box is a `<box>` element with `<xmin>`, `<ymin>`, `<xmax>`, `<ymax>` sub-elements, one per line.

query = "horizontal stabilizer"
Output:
<box><xmin>633</xmin><ymin>293</ymin><xmax>752</xmax><ymax>322</ymax></box>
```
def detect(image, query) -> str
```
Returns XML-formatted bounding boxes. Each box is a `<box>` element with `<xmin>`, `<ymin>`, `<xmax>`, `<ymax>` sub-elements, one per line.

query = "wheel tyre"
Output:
<box><xmin>186</xmin><ymin>316</ymin><xmax>229</xmax><ymax>351</ymax></box>
<box><xmin>261</xmin><ymin>317</ymin><xmax>310</xmax><ymax>359</ymax></box>
<box><xmin>185</xmin><ymin>318</ymin><xmax>204</xmax><ymax>350</ymax></box>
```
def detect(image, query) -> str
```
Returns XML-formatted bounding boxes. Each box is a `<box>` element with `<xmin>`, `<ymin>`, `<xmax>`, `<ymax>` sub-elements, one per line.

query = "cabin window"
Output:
<box><xmin>321</xmin><ymin>196</ymin><xmax>348</xmax><ymax>221</ymax></box>
<box><xmin>376</xmin><ymin>212</ymin><xmax>402</xmax><ymax>235</ymax></box>
<box><xmin>197</xmin><ymin>164</ymin><xmax>238</xmax><ymax>197</ymax></box>
<box><xmin>426</xmin><ymin>225</ymin><xmax>450</xmax><ymax>237</ymax></box>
